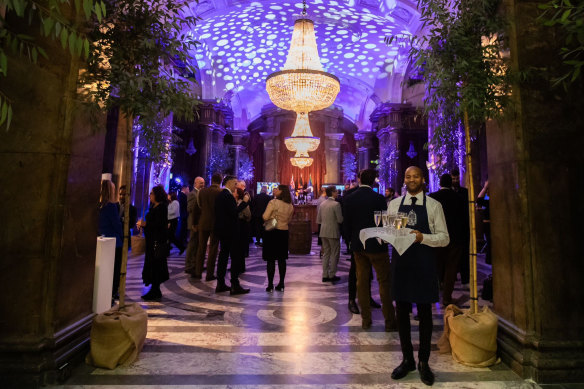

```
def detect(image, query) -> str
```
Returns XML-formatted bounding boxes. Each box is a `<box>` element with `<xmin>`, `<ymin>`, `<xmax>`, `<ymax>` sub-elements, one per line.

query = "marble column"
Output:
<box><xmin>324</xmin><ymin>133</ymin><xmax>344</xmax><ymax>183</ymax></box>
<box><xmin>354</xmin><ymin>131</ymin><xmax>376</xmax><ymax>171</ymax></box>
<box><xmin>232</xmin><ymin>145</ymin><xmax>244</xmax><ymax>178</ymax></box>
<box><xmin>489</xmin><ymin>0</ymin><xmax>584</xmax><ymax>383</ymax></box>
<box><xmin>0</xmin><ymin>30</ymin><xmax>105</xmax><ymax>386</ymax></box>
<box><xmin>260</xmin><ymin>132</ymin><xmax>278</xmax><ymax>182</ymax></box>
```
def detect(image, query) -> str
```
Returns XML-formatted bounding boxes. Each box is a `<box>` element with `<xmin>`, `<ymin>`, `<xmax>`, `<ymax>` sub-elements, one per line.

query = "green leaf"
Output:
<box><xmin>61</xmin><ymin>29</ymin><xmax>68</xmax><ymax>49</ymax></box>
<box><xmin>43</xmin><ymin>18</ymin><xmax>55</xmax><ymax>36</ymax></box>
<box><xmin>0</xmin><ymin>102</ymin><xmax>7</xmax><ymax>125</ymax></box>
<box><xmin>13</xmin><ymin>0</ymin><xmax>26</xmax><ymax>17</ymax></box>
<box><xmin>83</xmin><ymin>0</ymin><xmax>92</xmax><ymax>19</ymax></box>
<box><xmin>95</xmin><ymin>2</ymin><xmax>102</xmax><ymax>22</ymax></box>
<box><xmin>0</xmin><ymin>52</ymin><xmax>7</xmax><ymax>76</ymax></box>
<box><xmin>37</xmin><ymin>47</ymin><xmax>48</xmax><ymax>59</ymax></box>
<box><xmin>69</xmin><ymin>31</ymin><xmax>77</xmax><ymax>56</ymax></box>
<box><xmin>6</xmin><ymin>105</ymin><xmax>12</xmax><ymax>130</ymax></box>
<box><xmin>83</xmin><ymin>39</ymin><xmax>89</xmax><ymax>58</ymax></box>
<box><xmin>101</xmin><ymin>1</ymin><xmax>106</xmax><ymax>17</ymax></box>
<box><xmin>32</xmin><ymin>47</ymin><xmax>38</xmax><ymax>63</ymax></box>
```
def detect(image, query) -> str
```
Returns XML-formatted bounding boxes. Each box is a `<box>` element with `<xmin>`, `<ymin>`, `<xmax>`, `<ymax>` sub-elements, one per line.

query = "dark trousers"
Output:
<box><xmin>266</xmin><ymin>258</ymin><xmax>286</xmax><ymax>287</ymax></box>
<box><xmin>112</xmin><ymin>246</ymin><xmax>122</xmax><ymax>297</ymax></box>
<box><xmin>459</xmin><ymin>239</ymin><xmax>470</xmax><ymax>284</ymax></box>
<box><xmin>168</xmin><ymin>218</ymin><xmax>184</xmax><ymax>251</ymax></box>
<box><xmin>178</xmin><ymin>215</ymin><xmax>188</xmax><ymax>247</ymax></box>
<box><xmin>396</xmin><ymin>301</ymin><xmax>433</xmax><ymax>362</ymax></box>
<box><xmin>348</xmin><ymin>252</ymin><xmax>373</xmax><ymax>301</ymax></box>
<box><xmin>354</xmin><ymin>251</ymin><xmax>396</xmax><ymax>325</ymax></box>
<box><xmin>217</xmin><ymin>236</ymin><xmax>241</xmax><ymax>287</ymax></box>
<box><xmin>252</xmin><ymin>216</ymin><xmax>265</xmax><ymax>243</ymax></box>
<box><xmin>195</xmin><ymin>229</ymin><xmax>219</xmax><ymax>278</ymax></box>
<box><xmin>185</xmin><ymin>228</ymin><xmax>198</xmax><ymax>273</ymax></box>
<box><xmin>436</xmin><ymin>242</ymin><xmax>463</xmax><ymax>303</ymax></box>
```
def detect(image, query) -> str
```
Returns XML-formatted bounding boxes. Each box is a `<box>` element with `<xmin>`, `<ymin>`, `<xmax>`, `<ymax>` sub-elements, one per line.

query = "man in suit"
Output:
<box><xmin>185</xmin><ymin>176</ymin><xmax>204</xmax><ymax>276</ymax></box>
<box><xmin>429</xmin><ymin>173</ymin><xmax>467</xmax><ymax>306</ymax></box>
<box><xmin>214</xmin><ymin>175</ymin><xmax>251</xmax><ymax>295</ymax></box>
<box><xmin>343</xmin><ymin>169</ymin><xmax>397</xmax><ymax>332</ymax></box>
<box><xmin>251</xmin><ymin>185</ymin><xmax>271</xmax><ymax>246</ymax></box>
<box><xmin>389</xmin><ymin>166</ymin><xmax>449</xmax><ymax>386</ymax></box>
<box><xmin>451</xmin><ymin>168</ymin><xmax>470</xmax><ymax>287</ymax></box>
<box><xmin>193</xmin><ymin>173</ymin><xmax>222</xmax><ymax>280</ymax></box>
<box><xmin>317</xmin><ymin>185</ymin><xmax>344</xmax><ymax>283</ymax></box>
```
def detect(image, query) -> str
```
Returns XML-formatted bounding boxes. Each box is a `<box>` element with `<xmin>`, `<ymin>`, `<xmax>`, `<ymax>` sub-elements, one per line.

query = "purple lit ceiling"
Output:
<box><xmin>190</xmin><ymin>0</ymin><xmax>422</xmax><ymax>130</ymax></box>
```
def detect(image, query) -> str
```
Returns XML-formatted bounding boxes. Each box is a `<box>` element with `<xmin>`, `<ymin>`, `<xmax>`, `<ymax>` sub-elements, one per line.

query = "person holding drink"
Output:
<box><xmin>387</xmin><ymin>166</ymin><xmax>449</xmax><ymax>386</ymax></box>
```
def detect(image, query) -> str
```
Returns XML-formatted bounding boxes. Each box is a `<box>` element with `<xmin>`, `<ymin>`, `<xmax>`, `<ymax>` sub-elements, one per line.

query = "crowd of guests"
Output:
<box><xmin>99</xmin><ymin>164</ymin><xmax>488</xmax><ymax>387</ymax></box>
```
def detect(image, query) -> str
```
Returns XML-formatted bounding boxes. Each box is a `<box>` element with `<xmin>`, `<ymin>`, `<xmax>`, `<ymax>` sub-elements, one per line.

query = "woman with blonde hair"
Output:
<box><xmin>98</xmin><ymin>180</ymin><xmax>123</xmax><ymax>301</ymax></box>
<box><xmin>262</xmin><ymin>184</ymin><xmax>294</xmax><ymax>292</ymax></box>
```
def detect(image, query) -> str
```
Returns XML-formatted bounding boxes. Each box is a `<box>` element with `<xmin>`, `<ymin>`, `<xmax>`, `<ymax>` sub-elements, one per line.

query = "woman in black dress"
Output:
<box><xmin>262</xmin><ymin>185</ymin><xmax>294</xmax><ymax>292</ymax></box>
<box><xmin>137</xmin><ymin>185</ymin><xmax>169</xmax><ymax>300</ymax></box>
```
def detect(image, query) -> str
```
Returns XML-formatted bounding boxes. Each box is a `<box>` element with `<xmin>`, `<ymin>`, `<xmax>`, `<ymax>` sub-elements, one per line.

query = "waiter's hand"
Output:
<box><xmin>410</xmin><ymin>229</ymin><xmax>424</xmax><ymax>243</ymax></box>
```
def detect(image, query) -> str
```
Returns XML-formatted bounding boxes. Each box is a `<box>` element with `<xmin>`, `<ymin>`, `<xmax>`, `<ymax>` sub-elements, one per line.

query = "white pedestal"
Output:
<box><xmin>93</xmin><ymin>237</ymin><xmax>116</xmax><ymax>314</ymax></box>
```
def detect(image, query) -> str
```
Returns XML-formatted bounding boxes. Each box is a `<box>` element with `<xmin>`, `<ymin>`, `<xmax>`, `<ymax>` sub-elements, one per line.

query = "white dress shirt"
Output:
<box><xmin>388</xmin><ymin>191</ymin><xmax>450</xmax><ymax>248</ymax></box>
<box><xmin>168</xmin><ymin>200</ymin><xmax>180</xmax><ymax>220</ymax></box>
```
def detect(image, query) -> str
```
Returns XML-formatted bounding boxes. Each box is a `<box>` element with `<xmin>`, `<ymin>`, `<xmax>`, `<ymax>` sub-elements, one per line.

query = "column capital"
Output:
<box><xmin>325</xmin><ymin>132</ymin><xmax>345</xmax><ymax>141</ymax></box>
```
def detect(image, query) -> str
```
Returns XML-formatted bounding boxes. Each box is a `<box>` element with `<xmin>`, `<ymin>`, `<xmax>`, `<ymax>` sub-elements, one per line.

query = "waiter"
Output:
<box><xmin>388</xmin><ymin>166</ymin><xmax>449</xmax><ymax>386</ymax></box>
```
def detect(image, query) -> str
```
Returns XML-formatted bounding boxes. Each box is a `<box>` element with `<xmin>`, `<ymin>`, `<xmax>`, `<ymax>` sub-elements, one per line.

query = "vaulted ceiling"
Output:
<box><xmin>189</xmin><ymin>0</ymin><xmax>422</xmax><ymax>131</ymax></box>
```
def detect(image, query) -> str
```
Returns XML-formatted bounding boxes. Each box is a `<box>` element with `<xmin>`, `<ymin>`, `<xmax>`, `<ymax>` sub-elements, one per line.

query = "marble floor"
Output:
<box><xmin>55</xmin><ymin>237</ymin><xmax>540</xmax><ymax>389</ymax></box>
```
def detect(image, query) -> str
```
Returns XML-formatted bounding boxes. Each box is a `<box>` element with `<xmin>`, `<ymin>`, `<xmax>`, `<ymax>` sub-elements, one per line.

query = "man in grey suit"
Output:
<box><xmin>316</xmin><ymin>185</ymin><xmax>344</xmax><ymax>283</ymax></box>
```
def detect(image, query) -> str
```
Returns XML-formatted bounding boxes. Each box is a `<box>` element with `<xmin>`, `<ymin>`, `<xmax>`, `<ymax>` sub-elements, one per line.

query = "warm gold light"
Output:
<box><xmin>265</xmin><ymin>6</ymin><xmax>340</xmax><ymax>169</ymax></box>
<box><xmin>284</xmin><ymin>112</ymin><xmax>320</xmax><ymax>155</ymax></box>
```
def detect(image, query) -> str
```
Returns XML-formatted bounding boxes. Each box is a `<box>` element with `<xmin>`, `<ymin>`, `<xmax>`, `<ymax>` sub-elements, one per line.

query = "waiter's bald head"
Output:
<box><xmin>405</xmin><ymin>166</ymin><xmax>423</xmax><ymax>176</ymax></box>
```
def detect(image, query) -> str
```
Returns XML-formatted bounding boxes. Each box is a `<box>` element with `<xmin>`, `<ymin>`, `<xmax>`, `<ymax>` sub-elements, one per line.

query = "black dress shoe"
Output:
<box><xmin>330</xmin><ymin>275</ymin><xmax>341</xmax><ymax>282</ymax></box>
<box><xmin>275</xmin><ymin>284</ymin><xmax>285</xmax><ymax>292</ymax></box>
<box><xmin>205</xmin><ymin>275</ymin><xmax>217</xmax><ymax>281</ymax></box>
<box><xmin>370</xmin><ymin>298</ymin><xmax>381</xmax><ymax>308</ymax></box>
<box><xmin>230</xmin><ymin>286</ymin><xmax>251</xmax><ymax>295</ymax></box>
<box><xmin>348</xmin><ymin>299</ymin><xmax>360</xmax><ymax>314</ymax></box>
<box><xmin>191</xmin><ymin>273</ymin><xmax>202</xmax><ymax>280</ymax></box>
<box><xmin>215</xmin><ymin>284</ymin><xmax>231</xmax><ymax>293</ymax></box>
<box><xmin>141</xmin><ymin>290</ymin><xmax>161</xmax><ymax>301</ymax></box>
<box><xmin>266</xmin><ymin>285</ymin><xmax>274</xmax><ymax>292</ymax></box>
<box><xmin>322</xmin><ymin>277</ymin><xmax>331</xmax><ymax>282</ymax></box>
<box><xmin>361</xmin><ymin>319</ymin><xmax>372</xmax><ymax>329</ymax></box>
<box><xmin>391</xmin><ymin>359</ymin><xmax>416</xmax><ymax>380</ymax></box>
<box><xmin>418</xmin><ymin>361</ymin><xmax>435</xmax><ymax>386</ymax></box>
<box><xmin>385</xmin><ymin>321</ymin><xmax>398</xmax><ymax>332</ymax></box>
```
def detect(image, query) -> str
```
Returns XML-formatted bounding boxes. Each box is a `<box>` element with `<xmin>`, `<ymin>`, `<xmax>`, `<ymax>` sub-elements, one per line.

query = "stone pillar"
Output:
<box><xmin>354</xmin><ymin>131</ymin><xmax>376</xmax><ymax>171</ymax></box>
<box><xmin>260</xmin><ymin>132</ymin><xmax>278</xmax><ymax>182</ymax></box>
<box><xmin>324</xmin><ymin>133</ymin><xmax>344</xmax><ymax>183</ymax></box>
<box><xmin>233</xmin><ymin>145</ymin><xmax>244</xmax><ymax>178</ymax></box>
<box><xmin>0</xmin><ymin>29</ymin><xmax>105</xmax><ymax>386</ymax></box>
<box><xmin>489</xmin><ymin>0</ymin><xmax>584</xmax><ymax>383</ymax></box>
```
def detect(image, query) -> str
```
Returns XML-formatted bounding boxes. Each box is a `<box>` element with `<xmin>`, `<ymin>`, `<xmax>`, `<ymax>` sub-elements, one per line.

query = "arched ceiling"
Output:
<box><xmin>190</xmin><ymin>0</ymin><xmax>421</xmax><ymax>130</ymax></box>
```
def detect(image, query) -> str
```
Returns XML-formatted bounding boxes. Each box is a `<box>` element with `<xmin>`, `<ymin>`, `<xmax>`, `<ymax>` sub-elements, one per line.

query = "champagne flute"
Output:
<box><xmin>374</xmin><ymin>211</ymin><xmax>382</xmax><ymax>227</ymax></box>
<box><xmin>381</xmin><ymin>211</ymin><xmax>389</xmax><ymax>228</ymax></box>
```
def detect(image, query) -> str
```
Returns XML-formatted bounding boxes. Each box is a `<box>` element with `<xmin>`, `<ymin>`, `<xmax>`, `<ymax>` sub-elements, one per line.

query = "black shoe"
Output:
<box><xmin>370</xmin><ymin>298</ymin><xmax>381</xmax><ymax>309</ymax></box>
<box><xmin>275</xmin><ymin>284</ymin><xmax>285</xmax><ymax>292</ymax></box>
<box><xmin>191</xmin><ymin>273</ymin><xmax>202</xmax><ymax>280</ymax></box>
<box><xmin>215</xmin><ymin>284</ymin><xmax>231</xmax><ymax>293</ymax></box>
<box><xmin>230</xmin><ymin>286</ymin><xmax>251</xmax><ymax>295</ymax></box>
<box><xmin>391</xmin><ymin>359</ymin><xmax>416</xmax><ymax>380</ymax></box>
<box><xmin>255</xmin><ymin>241</ymin><xmax>263</xmax><ymax>247</ymax></box>
<box><xmin>179</xmin><ymin>247</ymin><xmax>185</xmax><ymax>255</ymax></box>
<box><xmin>361</xmin><ymin>319</ymin><xmax>372</xmax><ymax>329</ymax></box>
<box><xmin>330</xmin><ymin>275</ymin><xmax>341</xmax><ymax>283</ymax></box>
<box><xmin>348</xmin><ymin>299</ymin><xmax>360</xmax><ymax>314</ymax></box>
<box><xmin>418</xmin><ymin>361</ymin><xmax>435</xmax><ymax>386</ymax></box>
<box><xmin>205</xmin><ymin>275</ymin><xmax>217</xmax><ymax>281</ymax></box>
<box><xmin>141</xmin><ymin>290</ymin><xmax>161</xmax><ymax>301</ymax></box>
<box><xmin>385</xmin><ymin>321</ymin><xmax>398</xmax><ymax>332</ymax></box>
<box><xmin>266</xmin><ymin>285</ymin><xmax>274</xmax><ymax>292</ymax></box>
<box><xmin>322</xmin><ymin>277</ymin><xmax>331</xmax><ymax>282</ymax></box>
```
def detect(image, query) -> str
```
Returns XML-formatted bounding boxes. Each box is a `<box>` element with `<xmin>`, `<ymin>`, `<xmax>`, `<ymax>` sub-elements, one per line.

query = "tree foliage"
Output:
<box><xmin>341</xmin><ymin>152</ymin><xmax>357</xmax><ymax>183</ymax></box>
<box><xmin>79</xmin><ymin>0</ymin><xmax>200</xmax><ymax>143</ymax></box>
<box><xmin>238</xmin><ymin>152</ymin><xmax>255</xmax><ymax>183</ymax></box>
<box><xmin>388</xmin><ymin>0</ymin><xmax>510</xmax><ymax>155</ymax></box>
<box><xmin>376</xmin><ymin>144</ymin><xmax>399</xmax><ymax>188</ymax></box>
<box><xmin>0</xmin><ymin>0</ymin><xmax>105</xmax><ymax>129</ymax></box>
<box><xmin>539</xmin><ymin>0</ymin><xmax>584</xmax><ymax>88</ymax></box>
<box><xmin>207</xmin><ymin>144</ymin><xmax>233</xmax><ymax>181</ymax></box>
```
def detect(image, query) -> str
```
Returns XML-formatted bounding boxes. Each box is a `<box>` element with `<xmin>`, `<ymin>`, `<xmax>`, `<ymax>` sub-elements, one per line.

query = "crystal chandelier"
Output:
<box><xmin>265</xmin><ymin>0</ymin><xmax>340</xmax><ymax>168</ymax></box>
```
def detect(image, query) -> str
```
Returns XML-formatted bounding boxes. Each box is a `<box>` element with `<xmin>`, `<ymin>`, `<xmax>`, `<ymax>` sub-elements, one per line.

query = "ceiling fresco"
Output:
<box><xmin>189</xmin><ymin>0</ymin><xmax>422</xmax><ymax>130</ymax></box>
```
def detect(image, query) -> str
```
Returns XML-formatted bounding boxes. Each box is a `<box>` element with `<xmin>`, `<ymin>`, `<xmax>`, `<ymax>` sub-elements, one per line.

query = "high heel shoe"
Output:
<box><xmin>266</xmin><ymin>285</ymin><xmax>274</xmax><ymax>292</ymax></box>
<box><xmin>275</xmin><ymin>284</ymin><xmax>284</xmax><ymax>292</ymax></box>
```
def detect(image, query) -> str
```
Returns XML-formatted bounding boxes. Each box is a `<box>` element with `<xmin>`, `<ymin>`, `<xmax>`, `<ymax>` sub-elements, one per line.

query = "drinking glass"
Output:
<box><xmin>388</xmin><ymin>214</ymin><xmax>397</xmax><ymax>235</ymax></box>
<box><xmin>381</xmin><ymin>211</ymin><xmax>389</xmax><ymax>228</ymax></box>
<box><xmin>374</xmin><ymin>211</ymin><xmax>382</xmax><ymax>228</ymax></box>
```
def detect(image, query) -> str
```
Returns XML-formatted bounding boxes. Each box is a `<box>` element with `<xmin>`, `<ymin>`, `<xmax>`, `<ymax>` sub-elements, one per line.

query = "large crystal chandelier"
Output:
<box><xmin>265</xmin><ymin>0</ymin><xmax>340</xmax><ymax>168</ymax></box>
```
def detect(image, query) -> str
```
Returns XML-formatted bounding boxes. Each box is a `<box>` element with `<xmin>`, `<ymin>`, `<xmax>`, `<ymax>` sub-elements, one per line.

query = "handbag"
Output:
<box><xmin>264</xmin><ymin>217</ymin><xmax>277</xmax><ymax>231</ymax></box>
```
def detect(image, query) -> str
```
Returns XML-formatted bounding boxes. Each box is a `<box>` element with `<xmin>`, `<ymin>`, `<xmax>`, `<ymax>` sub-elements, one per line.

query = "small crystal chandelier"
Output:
<box><xmin>265</xmin><ymin>0</ymin><xmax>340</xmax><ymax>168</ymax></box>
